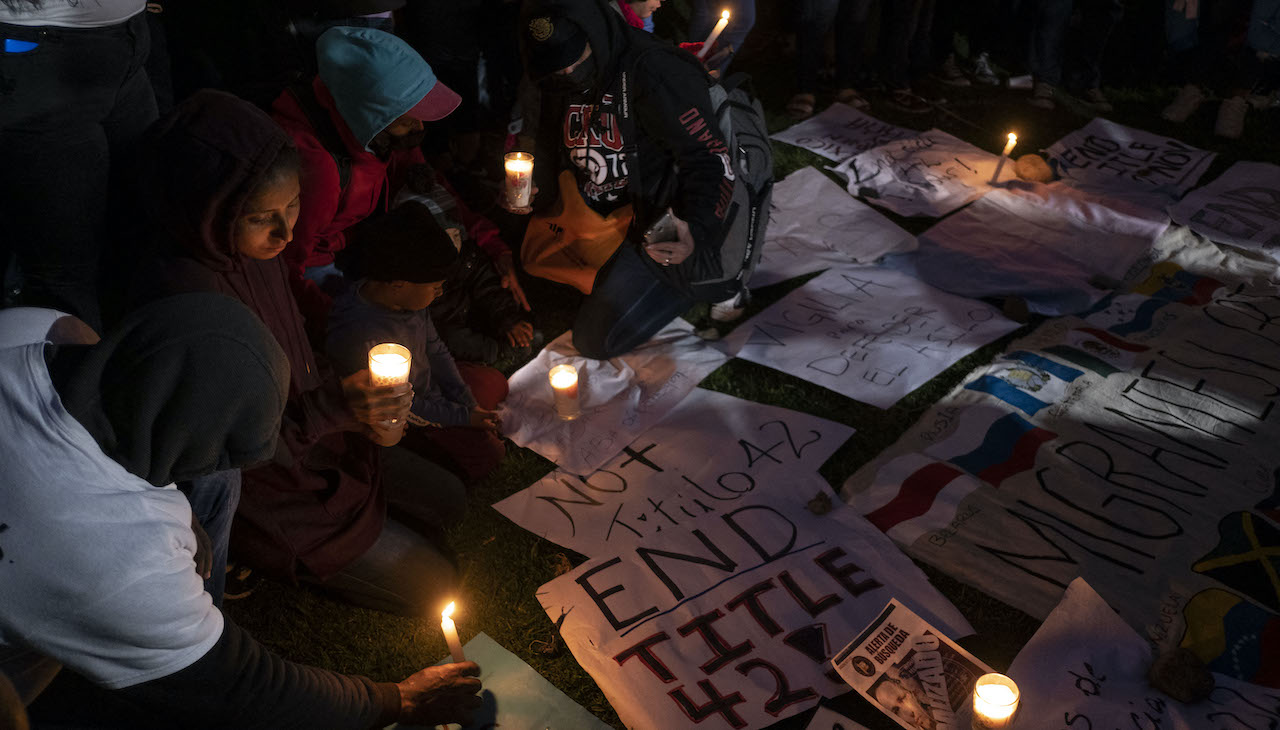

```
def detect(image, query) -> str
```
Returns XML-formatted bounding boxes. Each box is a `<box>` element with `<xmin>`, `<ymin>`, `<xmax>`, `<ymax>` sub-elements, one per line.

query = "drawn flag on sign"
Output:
<box><xmin>964</xmin><ymin>350</ymin><xmax>1084</xmax><ymax>416</ymax></box>
<box><xmin>1180</xmin><ymin>588</ymin><xmax>1280</xmax><ymax>689</ymax></box>
<box><xmin>1133</xmin><ymin>261</ymin><xmax>1225</xmax><ymax>306</ymax></box>
<box><xmin>1193</xmin><ymin>511</ymin><xmax>1280</xmax><ymax>613</ymax></box>
<box><xmin>1044</xmin><ymin>327</ymin><xmax>1150</xmax><ymax>377</ymax></box>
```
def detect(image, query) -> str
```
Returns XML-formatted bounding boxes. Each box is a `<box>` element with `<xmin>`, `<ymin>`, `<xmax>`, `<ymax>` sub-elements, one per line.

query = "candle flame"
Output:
<box><xmin>1007</xmin><ymin>132</ymin><xmax>1017</xmax><ymax>144</ymax></box>
<box><xmin>721</xmin><ymin>9</ymin><xmax>729</xmax><ymax>19</ymax></box>
<box><xmin>442</xmin><ymin>601</ymin><xmax>456</xmax><ymax>619</ymax></box>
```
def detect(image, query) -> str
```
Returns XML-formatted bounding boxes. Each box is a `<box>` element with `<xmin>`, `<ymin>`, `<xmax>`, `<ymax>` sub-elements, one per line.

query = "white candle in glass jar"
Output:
<box><xmin>972</xmin><ymin>673</ymin><xmax>1019</xmax><ymax>729</ymax></box>
<box><xmin>368</xmin><ymin>343</ymin><xmax>411</xmax><ymax>386</ymax></box>
<box><xmin>549</xmin><ymin>364</ymin><xmax>581</xmax><ymax>420</ymax></box>
<box><xmin>504</xmin><ymin>152</ymin><xmax>534</xmax><ymax>209</ymax></box>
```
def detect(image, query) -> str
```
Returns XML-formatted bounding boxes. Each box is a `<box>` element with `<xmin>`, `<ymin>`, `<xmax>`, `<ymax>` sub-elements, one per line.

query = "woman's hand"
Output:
<box><xmin>342</xmin><ymin>369</ymin><xmax>413</xmax><ymax>426</ymax></box>
<box><xmin>643</xmin><ymin>214</ymin><xmax>695</xmax><ymax>266</ymax></box>
<box><xmin>396</xmin><ymin>662</ymin><xmax>483</xmax><ymax>726</ymax></box>
<box><xmin>365</xmin><ymin>420</ymin><xmax>407</xmax><ymax>447</ymax></box>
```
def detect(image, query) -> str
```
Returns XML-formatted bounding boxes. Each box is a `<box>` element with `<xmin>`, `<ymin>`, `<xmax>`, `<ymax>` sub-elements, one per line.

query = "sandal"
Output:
<box><xmin>786</xmin><ymin>92</ymin><xmax>816</xmax><ymax>120</ymax></box>
<box><xmin>835</xmin><ymin>87</ymin><xmax>869</xmax><ymax>110</ymax></box>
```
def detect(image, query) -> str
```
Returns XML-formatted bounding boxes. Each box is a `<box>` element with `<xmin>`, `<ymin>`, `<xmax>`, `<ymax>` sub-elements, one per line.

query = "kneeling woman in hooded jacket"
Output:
<box><xmin>133</xmin><ymin>90</ymin><xmax>466</xmax><ymax>617</ymax></box>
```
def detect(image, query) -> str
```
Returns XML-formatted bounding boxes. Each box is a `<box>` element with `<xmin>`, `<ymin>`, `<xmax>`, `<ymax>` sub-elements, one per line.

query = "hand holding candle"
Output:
<box><xmin>368</xmin><ymin>343</ymin><xmax>411</xmax><ymax>429</ymax></box>
<box><xmin>971</xmin><ymin>673</ymin><xmax>1019</xmax><ymax>729</ymax></box>
<box><xmin>549</xmin><ymin>364</ymin><xmax>581</xmax><ymax>420</ymax></box>
<box><xmin>441</xmin><ymin>602</ymin><xmax>466</xmax><ymax>663</ymax></box>
<box><xmin>503</xmin><ymin>152</ymin><xmax>534</xmax><ymax>211</ymax></box>
<box><xmin>697</xmin><ymin>10</ymin><xmax>730</xmax><ymax>59</ymax></box>
<box><xmin>990</xmin><ymin>132</ymin><xmax>1017</xmax><ymax>184</ymax></box>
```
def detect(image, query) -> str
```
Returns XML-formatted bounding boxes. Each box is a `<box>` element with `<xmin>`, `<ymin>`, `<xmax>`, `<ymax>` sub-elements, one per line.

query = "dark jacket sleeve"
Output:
<box><xmin>462</xmin><ymin>250</ymin><xmax>525</xmax><ymax>337</ymax></box>
<box><xmin>632</xmin><ymin>50</ymin><xmax>734</xmax><ymax>278</ymax></box>
<box><xmin>116</xmin><ymin>619</ymin><xmax>400</xmax><ymax>730</ymax></box>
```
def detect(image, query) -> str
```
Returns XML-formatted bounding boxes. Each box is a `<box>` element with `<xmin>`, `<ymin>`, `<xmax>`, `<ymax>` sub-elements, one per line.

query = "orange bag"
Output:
<box><xmin>521</xmin><ymin>170</ymin><xmax>633</xmax><ymax>294</ymax></box>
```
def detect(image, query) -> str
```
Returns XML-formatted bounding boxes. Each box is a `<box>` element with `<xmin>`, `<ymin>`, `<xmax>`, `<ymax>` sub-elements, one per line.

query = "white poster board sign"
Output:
<box><xmin>1169</xmin><ymin>160</ymin><xmax>1280</xmax><ymax>260</ymax></box>
<box><xmin>1006</xmin><ymin>579</ymin><xmax>1280</xmax><ymax>730</ymax></box>
<box><xmin>831</xmin><ymin>129</ymin><xmax>1016</xmax><ymax>218</ymax></box>
<box><xmin>1045</xmin><ymin>118</ymin><xmax>1215</xmax><ymax>208</ymax></box>
<box><xmin>805</xmin><ymin>706</ymin><xmax>869</xmax><ymax>730</ymax></box>
<box><xmin>770</xmin><ymin>103</ymin><xmax>914</xmax><ymax>162</ymax></box>
<box><xmin>914</xmin><ymin>182</ymin><xmax>1169</xmax><ymax>315</ymax></box>
<box><xmin>757</xmin><ymin>167</ymin><xmax>917</xmax><ymax>288</ymax></box>
<box><xmin>537</xmin><ymin>493</ymin><xmax>973</xmax><ymax>730</ymax></box>
<box><xmin>494</xmin><ymin>387</ymin><xmax>855</xmax><ymax>556</ymax></box>
<box><xmin>502</xmin><ymin>319</ymin><xmax>728</xmax><ymax>475</ymax></box>
<box><xmin>724</xmin><ymin>267</ymin><xmax>1020</xmax><ymax>409</ymax></box>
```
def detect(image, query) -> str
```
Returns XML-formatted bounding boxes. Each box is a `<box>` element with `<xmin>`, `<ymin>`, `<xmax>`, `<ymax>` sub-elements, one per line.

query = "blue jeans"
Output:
<box><xmin>179</xmin><ymin>469</ymin><xmax>241</xmax><ymax>607</ymax></box>
<box><xmin>880</xmin><ymin>0</ymin><xmax>936</xmax><ymax>90</ymax></box>
<box><xmin>1030</xmin><ymin>0</ymin><xmax>1123</xmax><ymax>88</ymax></box>
<box><xmin>0</xmin><ymin>13</ymin><xmax>158</xmax><ymax>332</ymax></box>
<box><xmin>572</xmin><ymin>244</ymin><xmax>694</xmax><ymax>360</ymax></box>
<box><xmin>689</xmin><ymin>0</ymin><xmax>756</xmax><ymax>74</ymax></box>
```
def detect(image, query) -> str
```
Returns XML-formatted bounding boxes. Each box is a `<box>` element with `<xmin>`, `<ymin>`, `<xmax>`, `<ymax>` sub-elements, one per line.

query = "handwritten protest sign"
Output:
<box><xmin>723</xmin><ymin>267</ymin><xmax>1019</xmax><ymax>409</ymax></box>
<box><xmin>914</xmin><ymin>182</ymin><xmax>1169</xmax><ymax>315</ymax></box>
<box><xmin>833</xmin><ymin>599</ymin><xmax>992</xmax><ymax>730</ymax></box>
<box><xmin>494</xmin><ymin>387</ymin><xmax>854</xmax><ymax>556</ymax></box>
<box><xmin>502</xmin><ymin>319</ymin><xmax>728</xmax><ymax>475</ymax></box>
<box><xmin>1045</xmin><ymin>118</ymin><xmax>1215</xmax><ymax>209</ymax></box>
<box><xmin>756</xmin><ymin>167</ymin><xmax>917</xmax><ymax>288</ymax></box>
<box><xmin>1169</xmin><ymin>160</ymin><xmax>1280</xmax><ymax>261</ymax></box>
<box><xmin>537</xmin><ymin>490</ymin><xmax>973</xmax><ymax>730</ymax></box>
<box><xmin>830</xmin><ymin>129</ymin><xmax>1016</xmax><ymax>218</ymax></box>
<box><xmin>1005</xmin><ymin>579</ymin><xmax>1280</xmax><ymax>730</ymax></box>
<box><xmin>842</xmin><ymin>241</ymin><xmax>1280</xmax><ymax>687</ymax></box>
<box><xmin>771</xmin><ymin>103</ymin><xmax>914</xmax><ymax>162</ymax></box>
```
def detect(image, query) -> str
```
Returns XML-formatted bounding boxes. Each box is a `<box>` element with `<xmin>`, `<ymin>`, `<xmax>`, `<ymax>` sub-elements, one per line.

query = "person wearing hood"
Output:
<box><xmin>269</xmin><ymin>25</ymin><xmax>528</xmax><ymax>324</ymax></box>
<box><xmin>515</xmin><ymin>0</ymin><xmax>741</xmax><ymax>359</ymax></box>
<box><xmin>134</xmin><ymin>90</ymin><xmax>465</xmax><ymax>619</ymax></box>
<box><xmin>0</xmin><ymin>293</ymin><xmax>483</xmax><ymax>728</ymax></box>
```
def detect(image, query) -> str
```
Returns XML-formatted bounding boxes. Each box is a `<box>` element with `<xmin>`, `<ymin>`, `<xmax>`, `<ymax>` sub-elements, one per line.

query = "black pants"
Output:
<box><xmin>796</xmin><ymin>0</ymin><xmax>874</xmax><ymax>92</ymax></box>
<box><xmin>0</xmin><ymin>13</ymin><xmax>159</xmax><ymax>332</ymax></box>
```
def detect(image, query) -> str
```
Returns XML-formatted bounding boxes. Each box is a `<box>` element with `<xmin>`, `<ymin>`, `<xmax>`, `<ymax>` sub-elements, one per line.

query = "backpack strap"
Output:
<box><xmin>286</xmin><ymin>82</ymin><xmax>353</xmax><ymax>192</ymax></box>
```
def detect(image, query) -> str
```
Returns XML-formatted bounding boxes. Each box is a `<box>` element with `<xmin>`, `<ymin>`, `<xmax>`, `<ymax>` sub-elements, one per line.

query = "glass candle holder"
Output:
<box><xmin>368</xmin><ymin>343</ymin><xmax>411</xmax><ymax>386</ymax></box>
<box><xmin>549</xmin><ymin>363</ymin><xmax>581</xmax><ymax>420</ymax></box>
<box><xmin>972</xmin><ymin>673</ymin><xmax>1019</xmax><ymax>730</ymax></box>
<box><xmin>504</xmin><ymin>152</ymin><xmax>534</xmax><ymax>209</ymax></box>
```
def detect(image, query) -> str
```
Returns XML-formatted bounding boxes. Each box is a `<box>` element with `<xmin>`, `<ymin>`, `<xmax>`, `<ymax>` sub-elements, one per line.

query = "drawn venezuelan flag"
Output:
<box><xmin>1044</xmin><ymin>327</ymin><xmax>1150</xmax><ymax>378</ymax></box>
<box><xmin>858</xmin><ymin>408</ymin><xmax>1057</xmax><ymax>543</ymax></box>
<box><xmin>1180</xmin><ymin>588</ymin><xmax>1280</xmax><ymax>688</ymax></box>
<box><xmin>1193</xmin><ymin>512</ymin><xmax>1280</xmax><ymax>613</ymax></box>
<box><xmin>964</xmin><ymin>350</ymin><xmax>1084</xmax><ymax>416</ymax></box>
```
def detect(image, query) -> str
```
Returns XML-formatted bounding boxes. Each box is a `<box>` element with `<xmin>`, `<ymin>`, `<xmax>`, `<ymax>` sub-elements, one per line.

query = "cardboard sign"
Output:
<box><xmin>757</xmin><ymin>167</ymin><xmax>917</xmax><ymax>289</ymax></box>
<box><xmin>495</xmin><ymin>388</ymin><xmax>855</xmax><ymax>556</ymax></box>
<box><xmin>502</xmin><ymin>319</ymin><xmax>728</xmax><ymax>475</ymax></box>
<box><xmin>1169</xmin><ymin>160</ymin><xmax>1280</xmax><ymax>260</ymax></box>
<box><xmin>724</xmin><ymin>267</ymin><xmax>1019</xmax><ymax>409</ymax></box>
<box><xmin>537</xmin><ymin>494</ymin><xmax>972</xmax><ymax>730</ymax></box>
<box><xmin>830</xmin><ymin>129</ymin><xmax>1017</xmax><ymax>218</ymax></box>
<box><xmin>771</xmin><ymin>104</ymin><xmax>915</xmax><ymax>162</ymax></box>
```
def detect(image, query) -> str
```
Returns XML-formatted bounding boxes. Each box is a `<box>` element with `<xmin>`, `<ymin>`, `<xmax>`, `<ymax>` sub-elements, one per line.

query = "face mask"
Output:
<box><xmin>539</xmin><ymin>53</ymin><xmax>597</xmax><ymax>94</ymax></box>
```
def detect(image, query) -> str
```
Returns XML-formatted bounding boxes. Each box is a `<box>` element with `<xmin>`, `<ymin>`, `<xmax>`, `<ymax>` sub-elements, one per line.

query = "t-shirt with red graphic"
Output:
<box><xmin>561</xmin><ymin>92</ymin><xmax>631</xmax><ymax>217</ymax></box>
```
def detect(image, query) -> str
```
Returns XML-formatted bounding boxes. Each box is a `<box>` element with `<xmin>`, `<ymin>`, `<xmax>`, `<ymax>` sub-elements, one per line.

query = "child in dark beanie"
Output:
<box><xmin>326</xmin><ymin>202</ymin><xmax>508</xmax><ymax>484</ymax></box>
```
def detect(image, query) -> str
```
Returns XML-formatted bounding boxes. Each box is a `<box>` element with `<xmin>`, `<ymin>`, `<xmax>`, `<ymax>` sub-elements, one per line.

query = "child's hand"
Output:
<box><xmin>469</xmin><ymin>407</ymin><xmax>501</xmax><ymax>431</ymax></box>
<box><xmin>494</xmin><ymin>252</ymin><xmax>532</xmax><ymax>311</ymax></box>
<box><xmin>505</xmin><ymin>321</ymin><xmax>535</xmax><ymax>348</ymax></box>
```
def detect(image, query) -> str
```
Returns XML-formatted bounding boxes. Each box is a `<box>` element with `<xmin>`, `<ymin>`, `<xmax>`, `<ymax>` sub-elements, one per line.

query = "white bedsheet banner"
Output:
<box><xmin>770</xmin><ymin>104</ymin><xmax>914</xmax><ymax>162</ymax></box>
<box><xmin>831</xmin><ymin>129</ymin><xmax>1017</xmax><ymax>218</ymax></box>
<box><xmin>1169</xmin><ymin>160</ymin><xmax>1280</xmax><ymax>260</ymax></box>
<box><xmin>495</xmin><ymin>387</ymin><xmax>854</xmax><ymax>556</ymax></box>
<box><xmin>724</xmin><ymin>267</ymin><xmax>1019</xmax><ymax>408</ymax></box>
<box><xmin>536</xmin><ymin>489</ymin><xmax>972</xmax><ymax>730</ymax></box>
<box><xmin>913</xmin><ymin>182</ymin><xmax>1169</xmax><ymax>315</ymax></box>
<box><xmin>1006</xmin><ymin>579</ymin><xmax>1280</xmax><ymax>730</ymax></box>
<box><xmin>757</xmin><ymin>167</ymin><xmax>917</xmax><ymax>288</ymax></box>
<box><xmin>1045</xmin><ymin>118</ymin><xmax>1215</xmax><ymax>209</ymax></box>
<box><xmin>502</xmin><ymin>320</ymin><xmax>728</xmax><ymax>475</ymax></box>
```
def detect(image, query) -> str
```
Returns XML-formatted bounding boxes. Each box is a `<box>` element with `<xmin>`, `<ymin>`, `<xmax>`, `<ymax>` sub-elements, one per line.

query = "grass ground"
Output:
<box><xmin>226</xmin><ymin>19</ymin><xmax>1280</xmax><ymax>730</ymax></box>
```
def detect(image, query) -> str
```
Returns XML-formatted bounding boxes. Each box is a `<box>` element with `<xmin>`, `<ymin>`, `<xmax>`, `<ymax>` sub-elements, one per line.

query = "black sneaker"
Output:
<box><xmin>224</xmin><ymin>563</ymin><xmax>259</xmax><ymax>601</ymax></box>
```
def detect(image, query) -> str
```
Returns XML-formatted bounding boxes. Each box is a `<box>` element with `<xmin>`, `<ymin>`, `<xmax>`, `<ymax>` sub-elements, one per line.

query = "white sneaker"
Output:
<box><xmin>1215</xmin><ymin>96</ymin><xmax>1248</xmax><ymax>139</ymax></box>
<box><xmin>710</xmin><ymin>289</ymin><xmax>749</xmax><ymax>322</ymax></box>
<box><xmin>1162</xmin><ymin>84</ymin><xmax>1205</xmax><ymax>123</ymax></box>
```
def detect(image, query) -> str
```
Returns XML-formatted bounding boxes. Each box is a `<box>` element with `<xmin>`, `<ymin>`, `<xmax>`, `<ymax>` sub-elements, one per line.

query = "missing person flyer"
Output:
<box><xmin>832</xmin><ymin>599</ymin><xmax>991</xmax><ymax>730</ymax></box>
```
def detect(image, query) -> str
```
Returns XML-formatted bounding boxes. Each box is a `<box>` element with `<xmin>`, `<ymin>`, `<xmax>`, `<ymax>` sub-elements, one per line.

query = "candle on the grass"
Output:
<box><xmin>549</xmin><ymin>363</ymin><xmax>581</xmax><ymax>420</ymax></box>
<box><xmin>991</xmin><ymin>132</ymin><xmax>1017</xmax><ymax>183</ymax></box>
<box><xmin>441</xmin><ymin>602</ymin><xmax>466</xmax><ymax>663</ymax></box>
<box><xmin>971</xmin><ymin>673</ymin><xmax>1019</xmax><ymax>729</ymax></box>
<box><xmin>697</xmin><ymin>10</ymin><xmax>730</xmax><ymax>59</ymax></box>
<box><xmin>368</xmin><ymin>343</ymin><xmax>411</xmax><ymax>386</ymax></box>
<box><xmin>503</xmin><ymin>152</ymin><xmax>534</xmax><ymax>209</ymax></box>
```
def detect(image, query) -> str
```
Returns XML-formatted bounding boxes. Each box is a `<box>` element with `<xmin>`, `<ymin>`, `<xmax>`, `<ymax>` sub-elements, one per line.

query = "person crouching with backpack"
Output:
<box><xmin>507</xmin><ymin>0</ymin><xmax>769</xmax><ymax>360</ymax></box>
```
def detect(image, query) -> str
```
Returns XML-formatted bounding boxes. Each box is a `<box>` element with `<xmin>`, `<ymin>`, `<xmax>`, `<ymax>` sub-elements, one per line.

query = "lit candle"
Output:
<box><xmin>697</xmin><ymin>10</ymin><xmax>730</xmax><ymax>60</ymax></box>
<box><xmin>504</xmin><ymin>152</ymin><xmax>534</xmax><ymax>209</ymax></box>
<box><xmin>971</xmin><ymin>673</ymin><xmax>1019</xmax><ymax>729</ymax></box>
<box><xmin>548</xmin><ymin>363</ymin><xmax>581</xmax><ymax>420</ymax></box>
<box><xmin>991</xmin><ymin>132</ymin><xmax>1017</xmax><ymax>183</ymax></box>
<box><xmin>441</xmin><ymin>601</ymin><xmax>466</xmax><ymax>663</ymax></box>
<box><xmin>368</xmin><ymin>343</ymin><xmax>411</xmax><ymax>387</ymax></box>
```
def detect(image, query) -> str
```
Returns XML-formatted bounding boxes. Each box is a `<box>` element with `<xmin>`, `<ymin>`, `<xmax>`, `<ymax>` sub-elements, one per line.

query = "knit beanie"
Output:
<box><xmin>355</xmin><ymin>201</ymin><xmax>460</xmax><ymax>283</ymax></box>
